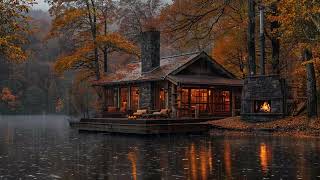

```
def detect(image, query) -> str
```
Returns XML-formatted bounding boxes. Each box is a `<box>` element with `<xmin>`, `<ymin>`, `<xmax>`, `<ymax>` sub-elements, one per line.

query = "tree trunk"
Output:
<box><xmin>103</xmin><ymin>48</ymin><xmax>108</xmax><ymax>73</ymax></box>
<box><xmin>270</xmin><ymin>2</ymin><xmax>280</xmax><ymax>74</ymax></box>
<box><xmin>304</xmin><ymin>48</ymin><xmax>318</xmax><ymax>118</ymax></box>
<box><xmin>103</xmin><ymin>18</ymin><xmax>108</xmax><ymax>73</ymax></box>
<box><xmin>93</xmin><ymin>46</ymin><xmax>100</xmax><ymax>80</ymax></box>
<box><xmin>247</xmin><ymin>0</ymin><xmax>256</xmax><ymax>76</ymax></box>
<box><xmin>86</xmin><ymin>0</ymin><xmax>100</xmax><ymax>80</ymax></box>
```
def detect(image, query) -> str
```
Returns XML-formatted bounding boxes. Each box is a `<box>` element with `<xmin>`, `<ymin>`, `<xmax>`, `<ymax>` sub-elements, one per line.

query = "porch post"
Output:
<box><xmin>171</xmin><ymin>84</ymin><xmax>177</xmax><ymax>118</ymax></box>
<box><xmin>177</xmin><ymin>85</ymin><xmax>181</xmax><ymax>118</ymax></box>
<box><xmin>128</xmin><ymin>86</ymin><xmax>131</xmax><ymax>110</ymax></box>
<box><xmin>165</xmin><ymin>82</ymin><xmax>169</xmax><ymax>109</ymax></box>
<box><xmin>231</xmin><ymin>88</ymin><xmax>236</xmax><ymax>117</ymax></box>
<box><xmin>116</xmin><ymin>88</ymin><xmax>120</xmax><ymax>108</ymax></box>
<box><xmin>103</xmin><ymin>86</ymin><xmax>107</xmax><ymax>110</ymax></box>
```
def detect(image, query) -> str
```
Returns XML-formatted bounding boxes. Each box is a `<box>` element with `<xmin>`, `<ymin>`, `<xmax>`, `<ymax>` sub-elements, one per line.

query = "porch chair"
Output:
<box><xmin>152</xmin><ymin>109</ymin><xmax>171</xmax><ymax>118</ymax></box>
<box><xmin>133</xmin><ymin>109</ymin><xmax>148</xmax><ymax>118</ymax></box>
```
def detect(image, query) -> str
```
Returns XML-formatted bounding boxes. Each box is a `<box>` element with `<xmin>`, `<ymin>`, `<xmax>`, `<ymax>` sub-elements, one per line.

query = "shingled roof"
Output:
<box><xmin>94</xmin><ymin>52</ymin><xmax>200</xmax><ymax>86</ymax></box>
<box><xmin>94</xmin><ymin>51</ymin><xmax>242</xmax><ymax>86</ymax></box>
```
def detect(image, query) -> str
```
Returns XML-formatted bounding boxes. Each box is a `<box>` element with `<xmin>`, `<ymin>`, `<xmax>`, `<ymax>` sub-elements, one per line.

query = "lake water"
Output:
<box><xmin>0</xmin><ymin>115</ymin><xmax>319</xmax><ymax>180</ymax></box>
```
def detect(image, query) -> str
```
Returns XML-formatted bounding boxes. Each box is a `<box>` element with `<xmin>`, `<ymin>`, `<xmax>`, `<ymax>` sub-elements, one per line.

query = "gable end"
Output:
<box><xmin>170</xmin><ymin>51</ymin><xmax>236</xmax><ymax>79</ymax></box>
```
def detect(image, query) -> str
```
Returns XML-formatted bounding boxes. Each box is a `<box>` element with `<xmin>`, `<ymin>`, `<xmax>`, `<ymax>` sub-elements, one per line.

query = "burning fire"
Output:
<box><xmin>260</xmin><ymin>102</ymin><xmax>271</xmax><ymax>112</ymax></box>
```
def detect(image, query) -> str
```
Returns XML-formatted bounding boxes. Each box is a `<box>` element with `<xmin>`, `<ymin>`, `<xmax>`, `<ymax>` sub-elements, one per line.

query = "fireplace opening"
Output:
<box><xmin>254</xmin><ymin>100</ymin><xmax>271</xmax><ymax>113</ymax></box>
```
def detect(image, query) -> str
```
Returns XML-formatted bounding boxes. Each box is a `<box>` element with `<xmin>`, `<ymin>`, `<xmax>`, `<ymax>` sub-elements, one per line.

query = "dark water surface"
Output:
<box><xmin>0</xmin><ymin>115</ymin><xmax>320</xmax><ymax>180</ymax></box>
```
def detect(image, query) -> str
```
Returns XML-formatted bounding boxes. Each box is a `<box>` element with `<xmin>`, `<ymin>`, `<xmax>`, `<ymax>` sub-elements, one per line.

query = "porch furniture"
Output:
<box><xmin>141</xmin><ymin>109</ymin><xmax>171</xmax><ymax>119</ymax></box>
<box><xmin>133</xmin><ymin>109</ymin><xmax>148</xmax><ymax>118</ymax></box>
<box><xmin>152</xmin><ymin>109</ymin><xmax>170</xmax><ymax>118</ymax></box>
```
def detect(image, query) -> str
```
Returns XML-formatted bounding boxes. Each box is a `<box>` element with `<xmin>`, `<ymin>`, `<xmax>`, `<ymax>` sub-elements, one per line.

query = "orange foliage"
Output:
<box><xmin>212</xmin><ymin>31</ymin><xmax>247</xmax><ymax>78</ymax></box>
<box><xmin>0</xmin><ymin>87</ymin><xmax>19</xmax><ymax>110</ymax></box>
<box><xmin>97</xmin><ymin>33</ymin><xmax>140</xmax><ymax>57</ymax></box>
<box><xmin>54</xmin><ymin>42</ymin><xmax>95</xmax><ymax>75</ymax></box>
<box><xmin>264</xmin><ymin>0</ymin><xmax>320</xmax><ymax>88</ymax></box>
<box><xmin>161</xmin><ymin>0</ymin><xmax>248</xmax><ymax>77</ymax></box>
<box><xmin>49</xmin><ymin>8</ymin><xmax>87</xmax><ymax>38</ymax></box>
<box><xmin>49</xmin><ymin>0</ymin><xmax>140</xmax><ymax>81</ymax></box>
<box><xmin>265</xmin><ymin>0</ymin><xmax>320</xmax><ymax>42</ymax></box>
<box><xmin>0</xmin><ymin>0</ymin><xmax>35</xmax><ymax>63</ymax></box>
<box><xmin>161</xmin><ymin>0</ymin><xmax>247</xmax><ymax>50</ymax></box>
<box><xmin>1</xmin><ymin>88</ymin><xmax>16</xmax><ymax>102</ymax></box>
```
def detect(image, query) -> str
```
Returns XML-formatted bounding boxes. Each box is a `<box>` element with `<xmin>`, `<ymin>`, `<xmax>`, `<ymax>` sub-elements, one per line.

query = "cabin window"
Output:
<box><xmin>130</xmin><ymin>87</ymin><xmax>139</xmax><ymax>111</ymax></box>
<box><xmin>159</xmin><ymin>88</ymin><xmax>166</xmax><ymax>109</ymax></box>
<box><xmin>214</xmin><ymin>91</ymin><xmax>230</xmax><ymax>112</ymax></box>
<box><xmin>154</xmin><ymin>83</ymin><xmax>166</xmax><ymax>110</ymax></box>
<box><xmin>180</xmin><ymin>88</ymin><xmax>190</xmax><ymax>116</ymax></box>
<box><xmin>120</xmin><ymin>87</ymin><xmax>128</xmax><ymax>112</ymax></box>
<box><xmin>191</xmin><ymin>89</ymin><xmax>208</xmax><ymax>112</ymax></box>
<box><xmin>105</xmin><ymin>88</ymin><xmax>115</xmax><ymax>107</ymax></box>
<box><xmin>178</xmin><ymin>88</ymin><xmax>231</xmax><ymax>117</ymax></box>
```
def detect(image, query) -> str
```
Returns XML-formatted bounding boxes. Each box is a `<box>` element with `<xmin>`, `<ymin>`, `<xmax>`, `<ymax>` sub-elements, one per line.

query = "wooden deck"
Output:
<box><xmin>69</xmin><ymin>117</ymin><xmax>224</xmax><ymax>135</ymax></box>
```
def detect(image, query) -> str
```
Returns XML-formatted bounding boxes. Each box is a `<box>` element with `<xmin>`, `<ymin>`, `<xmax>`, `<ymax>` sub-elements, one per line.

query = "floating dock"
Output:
<box><xmin>69</xmin><ymin>118</ymin><xmax>222</xmax><ymax>135</ymax></box>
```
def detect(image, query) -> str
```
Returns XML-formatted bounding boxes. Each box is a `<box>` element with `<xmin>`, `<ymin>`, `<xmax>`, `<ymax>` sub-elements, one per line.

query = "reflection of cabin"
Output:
<box><xmin>94</xmin><ymin>31</ymin><xmax>243</xmax><ymax>118</ymax></box>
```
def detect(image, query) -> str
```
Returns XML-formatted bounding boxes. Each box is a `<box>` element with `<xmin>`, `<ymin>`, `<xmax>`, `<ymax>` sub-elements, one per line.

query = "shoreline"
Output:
<box><xmin>208</xmin><ymin>116</ymin><xmax>320</xmax><ymax>138</ymax></box>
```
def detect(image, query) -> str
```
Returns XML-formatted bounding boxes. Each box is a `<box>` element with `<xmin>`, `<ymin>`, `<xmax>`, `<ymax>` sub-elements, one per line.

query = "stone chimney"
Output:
<box><xmin>141</xmin><ymin>30</ymin><xmax>160</xmax><ymax>73</ymax></box>
<box><xmin>259</xmin><ymin>5</ymin><xmax>266</xmax><ymax>75</ymax></box>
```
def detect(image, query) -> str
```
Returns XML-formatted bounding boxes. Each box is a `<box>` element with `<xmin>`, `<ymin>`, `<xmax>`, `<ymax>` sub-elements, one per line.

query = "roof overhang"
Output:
<box><xmin>166</xmin><ymin>75</ymin><xmax>243</xmax><ymax>87</ymax></box>
<box><xmin>92</xmin><ymin>78</ymin><xmax>164</xmax><ymax>87</ymax></box>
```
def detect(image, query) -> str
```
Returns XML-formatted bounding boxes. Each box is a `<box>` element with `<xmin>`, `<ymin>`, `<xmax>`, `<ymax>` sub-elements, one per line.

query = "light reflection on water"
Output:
<box><xmin>128</xmin><ymin>149</ymin><xmax>138</xmax><ymax>180</ymax></box>
<box><xmin>260</xmin><ymin>143</ymin><xmax>269</xmax><ymax>174</ymax></box>
<box><xmin>0</xmin><ymin>115</ymin><xmax>320</xmax><ymax>180</ymax></box>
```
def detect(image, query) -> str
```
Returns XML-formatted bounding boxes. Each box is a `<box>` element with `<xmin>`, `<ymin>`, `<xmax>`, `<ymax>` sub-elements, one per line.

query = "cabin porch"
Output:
<box><xmin>99</xmin><ymin>79</ymin><xmax>242</xmax><ymax>119</ymax></box>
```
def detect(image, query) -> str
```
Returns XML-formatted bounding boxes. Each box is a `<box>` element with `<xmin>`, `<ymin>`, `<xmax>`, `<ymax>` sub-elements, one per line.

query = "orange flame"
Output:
<box><xmin>260</xmin><ymin>102</ymin><xmax>271</xmax><ymax>112</ymax></box>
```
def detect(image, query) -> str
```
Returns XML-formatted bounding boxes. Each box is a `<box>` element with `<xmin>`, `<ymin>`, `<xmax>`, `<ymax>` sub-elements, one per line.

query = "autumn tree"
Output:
<box><xmin>162</xmin><ymin>0</ymin><xmax>247</xmax><ymax>47</ymax></box>
<box><xmin>267</xmin><ymin>0</ymin><xmax>320</xmax><ymax>117</ymax></box>
<box><xmin>212</xmin><ymin>30</ymin><xmax>247</xmax><ymax>77</ymax></box>
<box><xmin>161</xmin><ymin>0</ymin><xmax>249</xmax><ymax>75</ymax></box>
<box><xmin>0</xmin><ymin>0</ymin><xmax>35</xmax><ymax>63</ymax></box>
<box><xmin>0</xmin><ymin>0</ymin><xmax>35</xmax><ymax>91</ymax></box>
<box><xmin>119</xmin><ymin>0</ymin><xmax>164</xmax><ymax>42</ymax></box>
<box><xmin>48</xmin><ymin>0</ymin><xmax>139</xmax><ymax>81</ymax></box>
<box><xmin>0</xmin><ymin>87</ymin><xmax>20</xmax><ymax>113</ymax></box>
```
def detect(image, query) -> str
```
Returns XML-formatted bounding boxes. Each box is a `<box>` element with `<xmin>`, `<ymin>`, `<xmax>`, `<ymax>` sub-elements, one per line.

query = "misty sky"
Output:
<box><xmin>33</xmin><ymin>0</ymin><xmax>50</xmax><ymax>11</ymax></box>
<box><xmin>32</xmin><ymin>0</ymin><xmax>173</xmax><ymax>11</ymax></box>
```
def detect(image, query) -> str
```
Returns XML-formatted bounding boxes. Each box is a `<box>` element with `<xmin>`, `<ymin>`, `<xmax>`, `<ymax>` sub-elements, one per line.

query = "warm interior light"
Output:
<box><xmin>260</xmin><ymin>101</ymin><xmax>271</xmax><ymax>112</ymax></box>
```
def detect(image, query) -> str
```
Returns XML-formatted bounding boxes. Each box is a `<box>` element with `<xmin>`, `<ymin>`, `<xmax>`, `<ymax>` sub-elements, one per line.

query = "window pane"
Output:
<box><xmin>120</xmin><ymin>88</ymin><xmax>128</xmax><ymax>112</ymax></box>
<box><xmin>130</xmin><ymin>87</ymin><xmax>139</xmax><ymax>111</ymax></box>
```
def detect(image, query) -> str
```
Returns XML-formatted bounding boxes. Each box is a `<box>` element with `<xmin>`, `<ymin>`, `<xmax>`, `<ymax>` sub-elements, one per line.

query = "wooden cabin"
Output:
<box><xmin>93</xmin><ymin>31</ymin><xmax>243</xmax><ymax>119</ymax></box>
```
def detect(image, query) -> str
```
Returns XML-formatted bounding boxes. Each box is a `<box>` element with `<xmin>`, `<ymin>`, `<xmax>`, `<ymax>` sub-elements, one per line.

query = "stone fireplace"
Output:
<box><xmin>240</xmin><ymin>4</ymin><xmax>288</xmax><ymax>122</ymax></box>
<box><xmin>241</xmin><ymin>75</ymin><xmax>287</xmax><ymax>121</ymax></box>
